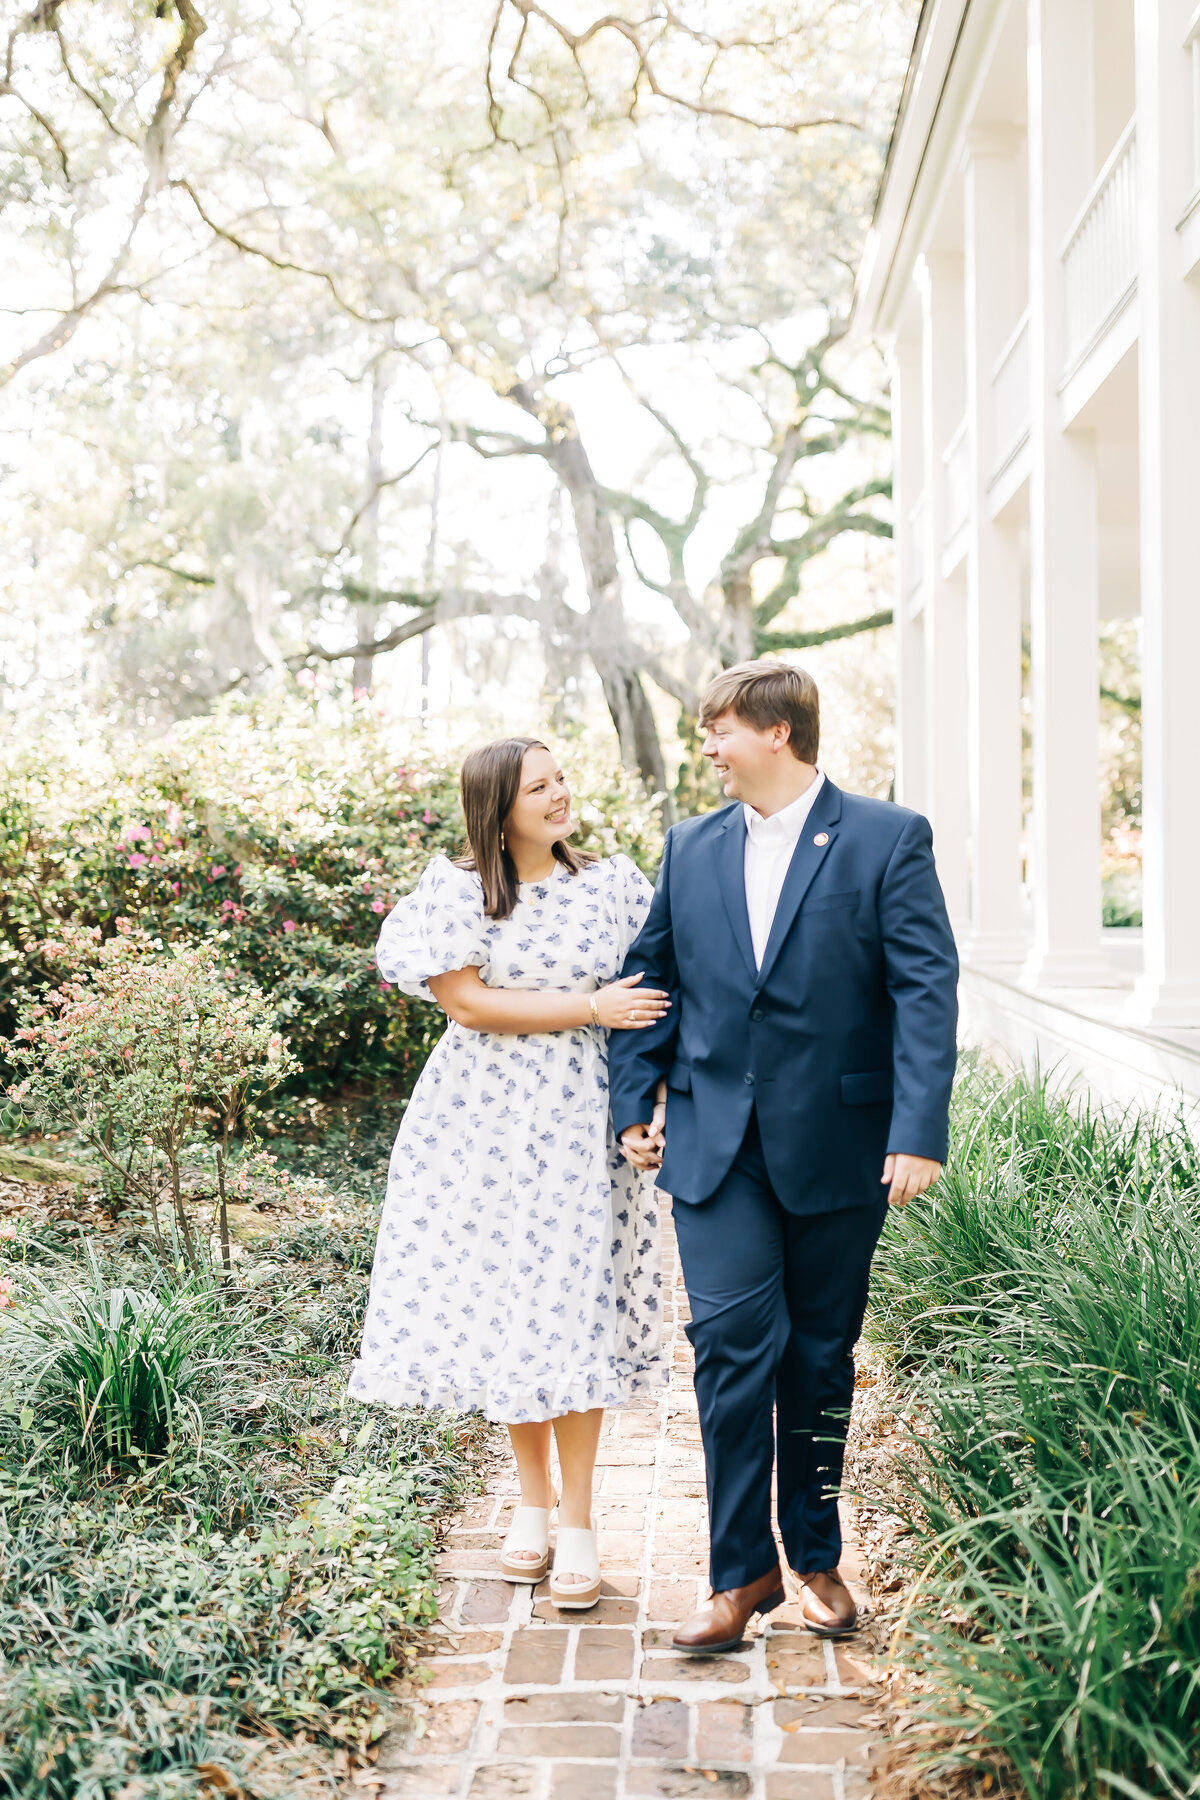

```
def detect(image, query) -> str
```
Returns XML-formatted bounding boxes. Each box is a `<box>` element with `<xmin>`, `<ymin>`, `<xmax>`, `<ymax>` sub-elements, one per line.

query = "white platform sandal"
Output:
<box><xmin>500</xmin><ymin>1496</ymin><xmax>557</xmax><ymax>1584</ymax></box>
<box><xmin>549</xmin><ymin>1526</ymin><xmax>602</xmax><ymax>1611</ymax></box>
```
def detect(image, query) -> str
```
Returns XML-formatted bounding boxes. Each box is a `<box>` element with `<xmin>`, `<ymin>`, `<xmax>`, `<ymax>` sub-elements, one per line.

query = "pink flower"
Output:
<box><xmin>128</xmin><ymin>854</ymin><xmax>148</xmax><ymax>868</ymax></box>
<box><xmin>0</xmin><ymin>1225</ymin><xmax>15</xmax><ymax>1241</ymax></box>
<box><xmin>423</xmin><ymin>810</ymin><xmax>434</xmax><ymax>824</ymax></box>
<box><xmin>149</xmin><ymin>855</ymin><xmax>163</xmax><ymax>867</ymax></box>
<box><xmin>123</xmin><ymin>824</ymin><xmax>151</xmax><ymax>843</ymax></box>
<box><xmin>379</xmin><ymin>981</ymin><xmax>393</xmax><ymax>993</ymax></box>
<box><xmin>282</xmin><ymin>919</ymin><xmax>296</xmax><ymax>933</ymax></box>
<box><xmin>371</xmin><ymin>899</ymin><xmax>385</xmax><ymax>913</ymax></box>
<box><xmin>170</xmin><ymin>882</ymin><xmax>181</xmax><ymax>896</ymax></box>
<box><xmin>210</xmin><ymin>865</ymin><xmax>226</xmax><ymax>880</ymax></box>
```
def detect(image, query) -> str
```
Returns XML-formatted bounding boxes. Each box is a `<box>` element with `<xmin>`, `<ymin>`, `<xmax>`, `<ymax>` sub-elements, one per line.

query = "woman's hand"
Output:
<box><xmin>621</xmin><ymin>1080</ymin><xmax>668</xmax><ymax>1172</ymax></box>
<box><xmin>594</xmin><ymin>971</ymin><xmax>671</xmax><ymax>1030</ymax></box>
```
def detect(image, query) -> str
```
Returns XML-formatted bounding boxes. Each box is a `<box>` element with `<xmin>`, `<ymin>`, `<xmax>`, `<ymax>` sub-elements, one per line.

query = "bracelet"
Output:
<box><xmin>589</xmin><ymin>993</ymin><xmax>600</xmax><ymax>1027</ymax></box>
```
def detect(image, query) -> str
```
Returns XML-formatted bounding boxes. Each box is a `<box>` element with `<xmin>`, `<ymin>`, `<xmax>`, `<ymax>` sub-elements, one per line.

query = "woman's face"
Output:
<box><xmin>503</xmin><ymin>745</ymin><xmax>572</xmax><ymax>852</ymax></box>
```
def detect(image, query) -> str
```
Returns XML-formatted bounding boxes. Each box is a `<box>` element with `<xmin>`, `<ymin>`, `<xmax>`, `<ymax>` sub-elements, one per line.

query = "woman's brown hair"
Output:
<box><xmin>456</xmin><ymin>737</ymin><xmax>595</xmax><ymax>920</ymax></box>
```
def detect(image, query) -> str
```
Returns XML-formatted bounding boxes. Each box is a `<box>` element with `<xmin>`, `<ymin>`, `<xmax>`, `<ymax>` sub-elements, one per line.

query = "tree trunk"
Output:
<box><xmin>720</xmin><ymin>571</ymin><xmax>757</xmax><ymax>666</ymax></box>
<box><xmin>518</xmin><ymin>386</ymin><xmax>669</xmax><ymax>803</ymax></box>
<box><xmin>353</xmin><ymin>356</ymin><xmax>389</xmax><ymax>694</ymax></box>
<box><xmin>595</xmin><ymin>663</ymin><xmax>669</xmax><ymax>801</ymax></box>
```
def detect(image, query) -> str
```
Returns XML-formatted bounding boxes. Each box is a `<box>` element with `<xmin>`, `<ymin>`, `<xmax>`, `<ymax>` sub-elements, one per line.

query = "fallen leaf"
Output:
<box><xmin>194</xmin><ymin>1766</ymin><xmax>244</xmax><ymax>1799</ymax></box>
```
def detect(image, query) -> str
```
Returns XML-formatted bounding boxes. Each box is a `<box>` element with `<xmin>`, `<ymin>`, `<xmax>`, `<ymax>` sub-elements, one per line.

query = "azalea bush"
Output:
<box><xmin>8</xmin><ymin>921</ymin><xmax>297</xmax><ymax>1255</ymax></box>
<box><xmin>1101</xmin><ymin>820</ymin><xmax>1142</xmax><ymax>928</ymax></box>
<box><xmin>0</xmin><ymin>697</ymin><xmax>664</xmax><ymax>1098</ymax></box>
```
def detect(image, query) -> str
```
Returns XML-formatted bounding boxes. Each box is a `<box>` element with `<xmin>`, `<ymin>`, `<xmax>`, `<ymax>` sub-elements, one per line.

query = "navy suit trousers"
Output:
<box><xmin>671</xmin><ymin>1110</ymin><xmax>888</xmax><ymax>1591</ymax></box>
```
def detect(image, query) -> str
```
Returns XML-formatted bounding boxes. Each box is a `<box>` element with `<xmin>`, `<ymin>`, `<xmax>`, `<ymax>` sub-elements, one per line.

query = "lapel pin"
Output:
<box><xmin>813</xmin><ymin>832</ymin><xmax>829</xmax><ymax>847</ymax></box>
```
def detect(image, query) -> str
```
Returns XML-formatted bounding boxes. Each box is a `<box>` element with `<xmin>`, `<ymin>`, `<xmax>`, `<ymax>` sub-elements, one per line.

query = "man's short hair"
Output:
<box><xmin>698</xmin><ymin>660</ymin><xmax>820</xmax><ymax>763</ymax></box>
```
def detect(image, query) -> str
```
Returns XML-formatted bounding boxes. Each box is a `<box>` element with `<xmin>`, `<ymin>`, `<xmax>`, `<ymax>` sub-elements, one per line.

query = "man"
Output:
<box><xmin>609</xmin><ymin>660</ymin><xmax>958</xmax><ymax>1651</ymax></box>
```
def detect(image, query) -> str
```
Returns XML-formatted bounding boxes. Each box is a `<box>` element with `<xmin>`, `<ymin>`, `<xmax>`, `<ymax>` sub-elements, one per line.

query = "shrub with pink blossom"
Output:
<box><xmin>7</xmin><ymin>921</ymin><xmax>298</xmax><ymax>1264</ymax></box>
<box><xmin>0</xmin><ymin>697</ymin><xmax>663</xmax><ymax>1100</ymax></box>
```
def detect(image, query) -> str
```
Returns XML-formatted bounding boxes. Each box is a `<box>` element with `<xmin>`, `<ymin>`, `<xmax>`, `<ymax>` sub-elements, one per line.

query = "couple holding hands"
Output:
<box><xmin>349</xmin><ymin>659</ymin><xmax>958</xmax><ymax>1649</ymax></box>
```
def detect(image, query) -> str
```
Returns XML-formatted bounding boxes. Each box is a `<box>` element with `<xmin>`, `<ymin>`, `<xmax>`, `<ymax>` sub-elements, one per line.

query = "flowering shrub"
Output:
<box><xmin>8</xmin><ymin>922</ymin><xmax>297</xmax><ymax>1254</ymax></box>
<box><xmin>1101</xmin><ymin>822</ymin><xmax>1142</xmax><ymax>928</ymax></box>
<box><xmin>0</xmin><ymin>697</ymin><xmax>663</xmax><ymax>1097</ymax></box>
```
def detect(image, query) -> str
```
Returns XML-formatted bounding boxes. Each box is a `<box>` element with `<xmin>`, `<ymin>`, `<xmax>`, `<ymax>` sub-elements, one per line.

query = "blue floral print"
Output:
<box><xmin>348</xmin><ymin>853</ymin><xmax>666</xmax><ymax>1423</ymax></box>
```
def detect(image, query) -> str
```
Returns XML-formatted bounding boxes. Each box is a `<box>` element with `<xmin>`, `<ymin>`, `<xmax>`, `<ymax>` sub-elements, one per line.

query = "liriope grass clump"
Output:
<box><xmin>0</xmin><ymin>1248</ymin><xmax>244</xmax><ymax>1466</ymax></box>
<box><xmin>869</xmin><ymin>1062</ymin><xmax>1200</xmax><ymax>1800</ymax></box>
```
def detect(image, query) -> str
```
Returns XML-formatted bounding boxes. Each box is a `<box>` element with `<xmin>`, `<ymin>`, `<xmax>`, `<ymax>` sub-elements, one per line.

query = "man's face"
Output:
<box><xmin>700</xmin><ymin>710</ymin><xmax>790</xmax><ymax>802</ymax></box>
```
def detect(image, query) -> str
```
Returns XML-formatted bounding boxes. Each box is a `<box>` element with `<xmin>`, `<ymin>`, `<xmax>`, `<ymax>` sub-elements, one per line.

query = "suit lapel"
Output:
<box><xmin>712</xmin><ymin>806</ymin><xmax>757</xmax><ymax>980</ymax></box>
<box><xmin>753</xmin><ymin>778</ymin><xmax>844</xmax><ymax>991</ymax></box>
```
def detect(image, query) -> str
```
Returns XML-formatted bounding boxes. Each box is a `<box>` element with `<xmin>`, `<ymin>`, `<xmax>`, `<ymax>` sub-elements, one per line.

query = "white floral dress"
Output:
<box><xmin>348</xmin><ymin>852</ymin><xmax>666</xmax><ymax>1424</ymax></box>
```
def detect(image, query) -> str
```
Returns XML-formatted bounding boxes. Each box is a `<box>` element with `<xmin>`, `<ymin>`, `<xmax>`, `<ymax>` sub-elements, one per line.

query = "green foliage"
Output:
<box><xmin>0</xmin><ymin>1250</ymin><xmax>244</xmax><ymax>1467</ymax></box>
<box><xmin>8</xmin><ymin>922</ymin><xmax>297</xmax><ymax>1256</ymax></box>
<box><xmin>870</xmin><ymin>1063</ymin><xmax>1200</xmax><ymax>1800</ymax></box>
<box><xmin>0</xmin><ymin>1164</ymin><xmax>490</xmax><ymax>1797</ymax></box>
<box><xmin>0</xmin><ymin>699</ymin><xmax>663</xmax><ymax>1099</ymax></box>
<box><xmin>0</xmin><ymin>1461</ymin><xmax>438</xmax><ymax>1797</ymax></box>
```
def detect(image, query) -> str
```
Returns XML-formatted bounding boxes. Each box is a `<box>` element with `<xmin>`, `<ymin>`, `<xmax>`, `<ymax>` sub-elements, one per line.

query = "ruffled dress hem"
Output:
<box><xmin>347</xmin><ymin>1354</ymin><xmax>667</xmax><ymax>1425</ymax></box>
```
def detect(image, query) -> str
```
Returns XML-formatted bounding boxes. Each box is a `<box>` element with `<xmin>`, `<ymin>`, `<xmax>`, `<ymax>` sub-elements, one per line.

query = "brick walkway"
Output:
<box><xmin>369</xmin><ymin>1202</ymin><xmax>884</xmax><ymax>1800</ymax></box>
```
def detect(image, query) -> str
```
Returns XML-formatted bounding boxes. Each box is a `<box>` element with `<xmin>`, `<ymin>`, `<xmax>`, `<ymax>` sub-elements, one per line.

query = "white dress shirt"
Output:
<box><xmin>742</xmin><ymin>773</ymin><xmax>826</xmax><ymax>968</ymax></box>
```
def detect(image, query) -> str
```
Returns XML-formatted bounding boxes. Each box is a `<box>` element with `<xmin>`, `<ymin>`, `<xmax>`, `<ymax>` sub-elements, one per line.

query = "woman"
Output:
<box><xmin>349</xmin><ymin>737</ymin><xmax>669</xmax><ymax>1608</ymax></box>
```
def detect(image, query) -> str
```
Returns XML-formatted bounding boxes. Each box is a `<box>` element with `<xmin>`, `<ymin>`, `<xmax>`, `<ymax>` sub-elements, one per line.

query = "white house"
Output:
<box><xmin>853</xmin><ymin>0</ymin><xmax>1200</xmax><ymax>1108</ymax></box>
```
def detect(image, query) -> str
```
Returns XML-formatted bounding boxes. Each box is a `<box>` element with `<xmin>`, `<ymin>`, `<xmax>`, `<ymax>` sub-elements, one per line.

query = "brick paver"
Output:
<box><xmin>367</xmin><ymin>1203</ymin><xmax>884</xmax><ymax>1799</ymax></box>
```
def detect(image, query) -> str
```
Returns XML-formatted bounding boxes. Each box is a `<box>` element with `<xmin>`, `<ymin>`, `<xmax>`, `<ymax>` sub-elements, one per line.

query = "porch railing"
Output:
<box><xmin>1061</xmin><ymin>117</ymin><xmax>1137</xmax><ymax>369</ymax></box>
<box><xmin>942</xmin><ymin>418</ymin><xmax>970</xmax><ymax>545</ymax></box>
<box><xmin>906</xmin><ymin>494</ymin><xmax>927</xmax><ymax>599</ymax></box>
<box><xmin>991</xmin><ymin>308</ymin><xmax>1030</xmax><ymax>477</ymax></box>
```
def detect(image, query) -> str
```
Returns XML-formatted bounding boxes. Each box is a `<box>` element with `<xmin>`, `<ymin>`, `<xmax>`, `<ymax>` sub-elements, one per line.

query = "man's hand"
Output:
<box><xmin>882</xmin><ymin>1153</ymin><xmax>942</xmax><ymax>1208</ymax></box>
<box><xmin>621</xmin><ymin>1117</ymin><xmax>664</xmax><ymax>1172</ymax></box>
<box><xmin>621</xmin><ymin>1079</ymin><xmax>667</xmax><ymax>1173</ymax></box>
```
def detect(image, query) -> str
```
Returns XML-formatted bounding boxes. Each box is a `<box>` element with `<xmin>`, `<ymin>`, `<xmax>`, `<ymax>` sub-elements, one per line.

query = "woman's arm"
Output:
<box><xmin>426</xmin><ymin>965</ymin><xmax>671</xmax><ymax>1035</ymax></box>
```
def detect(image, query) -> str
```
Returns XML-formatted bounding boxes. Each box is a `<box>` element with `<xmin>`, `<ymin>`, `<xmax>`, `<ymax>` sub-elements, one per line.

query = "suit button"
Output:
<box><xmin>751</xmin><ymin>1007</ymin><xmax>765</xmax><ymax>1022</ymax></box>
<box><xmin>744</xmin><ymin>1072</ymin><xmax>755</xmax><ymax>1085</ymax></box>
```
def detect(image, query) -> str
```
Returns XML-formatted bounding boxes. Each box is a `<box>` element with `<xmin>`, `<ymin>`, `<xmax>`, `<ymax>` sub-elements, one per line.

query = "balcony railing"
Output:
<box><xmin>1061</xmin><ymin>117</ymin><xmax>1137</xmax><ymax>369</ymax></box>
<box><xmin>905</xmin><ymin>494</ymin><xmax>927</xmax><ymax>599</ymax></box>
<box><xmin>942</xmin><ymin>418</ymin><xmax>970</xmax><ymax>545</ymax></box>
<box><xmin>991</xmin><ymin>308</ymin><xmax>1030</xmax><ymax>477</ymax></box>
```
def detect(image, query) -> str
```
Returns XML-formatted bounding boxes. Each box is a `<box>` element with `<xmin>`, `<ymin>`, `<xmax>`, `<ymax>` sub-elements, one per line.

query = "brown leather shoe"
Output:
<box><xmin>672</xmin><ymin>1563</ymin><xmax>787</xmax><ymax>1654</ymax></box>
<box><xmin>797</xmin><ymin>1566</ymin><xmax>858</xmax><ymax>1638</ymax></box>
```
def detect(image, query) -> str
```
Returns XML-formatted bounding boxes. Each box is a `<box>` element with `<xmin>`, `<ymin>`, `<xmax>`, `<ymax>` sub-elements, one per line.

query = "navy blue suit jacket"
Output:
<box><xmin>607</xmin><ymin>779</ymin><xmax>959</xmax><ymax>1215</ymax></box>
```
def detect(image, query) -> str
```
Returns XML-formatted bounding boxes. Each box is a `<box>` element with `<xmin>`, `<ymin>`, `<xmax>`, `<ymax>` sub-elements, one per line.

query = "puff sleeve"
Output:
<box><xmin>610</xmin><ymin>852</ymin><xmax>655</xmax><ymax>963</ymax></box>
<box><xmin>376</xmin><ymin>856</ymin><xmax>489</xmax><ymax>1002</ymax></box>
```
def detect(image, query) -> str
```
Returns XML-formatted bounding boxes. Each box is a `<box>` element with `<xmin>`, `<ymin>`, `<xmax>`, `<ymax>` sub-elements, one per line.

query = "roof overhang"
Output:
<box><xmin>851</xmin><ymin>0</ymin><xmax>976</xmax><ymax>342</ymax></box>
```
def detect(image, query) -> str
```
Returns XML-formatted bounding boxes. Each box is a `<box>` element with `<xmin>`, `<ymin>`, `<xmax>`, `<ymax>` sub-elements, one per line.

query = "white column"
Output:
<box><xmin>889</xmin><ymin>318</ymin><xmax>927</xmax><ymax>811</ymax></box>
<box><xmin>1128</xmin><ymin>0</ymin><xmax>1200</xmax><ymax>1025</ymax></box>
<box><xmin>1023</xmin><ymin>0</ymin><xmax>1111</xmax><ymax>986</ymax></box>
<box><xmin>916</xmin><ymin>252</ymin><xmax>969</xmax><ymax>935</ymax></box>
<box><xmin>962</xmin><ymin>134</ymin><xmax>1027</xmax><ymax>964</ymax></box>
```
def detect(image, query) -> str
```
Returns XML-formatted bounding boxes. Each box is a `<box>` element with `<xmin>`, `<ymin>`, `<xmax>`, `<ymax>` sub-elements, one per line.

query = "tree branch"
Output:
<box><xmin>0</xmin><ymin>182</ymin><xmax>152</xmax><ymax>388</ymax></box>
<box><xmin>169</xmin><ymin>179</ymin><xmax>403</xmax><ymax>326</ymax></box>
<box><xmin>503</xmin><ymin>2</ymin><xmax>869</xmax><ymax>136</ymax></box>
<box><xmin>756</xmin><ymin>610</ymin><xmax>894</xmax><ymax>654</ymax></box>
<box><xmin>143</xmin><ymin>0</ymin><xmax>207</xmax><ymax>190</ymax></box>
